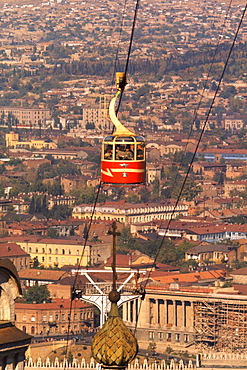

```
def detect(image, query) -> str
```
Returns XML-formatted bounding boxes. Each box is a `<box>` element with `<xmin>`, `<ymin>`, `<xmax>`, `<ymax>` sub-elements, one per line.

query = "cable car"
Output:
<box><xmin>101</xmin><ymin>73</ymin><xmax>146</xmax><ymax>186</ymax></box>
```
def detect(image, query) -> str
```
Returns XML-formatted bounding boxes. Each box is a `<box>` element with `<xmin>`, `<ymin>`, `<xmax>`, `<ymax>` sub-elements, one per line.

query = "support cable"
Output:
<box><xmin>164</xmin><ymin>0</ymin><xmax>234</xmax><ymax>201</ymax></box>
<box><xmin>64</xmin><ymin>181</ymin><xmax>103</xmax><ymax>361</ymax></box>
<box><xmin>111</xmin><ymin>0</ymin><xmax>128</xmax><ymax>87</ymax></box>
<box><xmin>116</xmin><ymin>0</ymin><xmax>140</xmax><ymax>114</ymax></box>
<box><xmin>134</xmin><ymin>2</ymin><xmax>247</xmax><ymax>333</ymax></box>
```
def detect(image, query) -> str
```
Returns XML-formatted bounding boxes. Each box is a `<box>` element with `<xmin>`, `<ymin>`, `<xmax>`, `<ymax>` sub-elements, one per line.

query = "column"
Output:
<box><xmin>173</xmin><ymin>300</ymin><xmax>177</xmax><ymax>327</ymax></box>
<box><xmin>164</xmin><ymin>299</ymin><xmax>168</xmax><ymax>325</ymax></box>
<box><xmin>182</xmin><ymin>301</ymin><xmax>186</xmax><ymax>328</ymax></box>
<box><xmin>135</xmin><ymin>299</ymin><xmax>138</xmax><ymax>324</ymax></box>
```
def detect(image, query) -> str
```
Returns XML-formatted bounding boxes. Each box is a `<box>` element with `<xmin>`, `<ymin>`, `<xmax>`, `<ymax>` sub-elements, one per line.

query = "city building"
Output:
<box><xmin>72</xmin><ymin>200</ymin><xmax>188</xmax><ymax>224</ymax></box>
<box><xmin>2</xmin><ymin>235</ymin><xmax>109</xmax><ymax>268</ymax></box>
<box><xmin>2</xmin><ymin>236</ymin><xmax>91</xmax><ymax>268</ymax></box>
<box><xmin>123</xmin><ymin>269</ymin><xmax>247</xmax><ymax>353</ymax></box>
<box><xmin>15</xmin><ymin>298</ymin><xmax>95</xmax><ymax>336</ymax></box>
<box><xmin>82</xmin><ymin>108</ymin><xmax>109</xmax><ymax>130</ymax></box>
<box><xmin>0</xmin><ymin>106</ymin><xmax>51</xmax><ymax>129</ymax></box>
<box><xmin>5</xmin><ymin>132</ymin><xmax>57</xmax><ymax>150</ymax></box>
<box><xmin>0</xmin><ymin>243</ymin><xmax>30</xmax><ymax>271</ymax></box>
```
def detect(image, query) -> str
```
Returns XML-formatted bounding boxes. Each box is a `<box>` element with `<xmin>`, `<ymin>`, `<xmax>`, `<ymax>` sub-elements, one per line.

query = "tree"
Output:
<box><xmin>117</xmin><ymin>226</ymin><xmax>140</xmax><ymax>252</ymax></box>
<box><xmin>23</xmin><ymin>285</ymin><xmax>50</xmax><ymax>304</ymax></box>
<box><xmin>48</xmin><ymin>204</ymin><xmax>72</xmax><ymax>220</ymax></box>
<box><xmin>139</xmin><ymin>187</ymin><xmax>151</xmax><ymax>202</ymax></box>
<box><xmin>171</xmin><ymin>178</ymin><xmax>202</xmax><ymax>201</ymax></box>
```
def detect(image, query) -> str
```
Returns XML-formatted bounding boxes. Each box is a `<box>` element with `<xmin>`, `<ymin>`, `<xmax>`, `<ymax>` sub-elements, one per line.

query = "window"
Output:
<box><xmin>158</xmin><ymin>332</ymin><xmax>163</xmax><ymax>340</ymax></box>
<box><xmin>22</xmin><ymin>315</ymin><xmax>26</xmax><ymax>321</ymax></box>
<box><xmin>167</xmin><ymin>333</ymin><xmax>171</xmax><ymax>342</ymax></box>
<box><xmin>175</xmin><ymin>333</ymin><xmax>180</xmax><ymax>342</ymax></box>
<box><xmin>55</xmin><ymin>248</ymin><xmax>58</xmax><ymax>254</ymax></box>
<box><xmin>69</xmin><ymin>249</ymin><xmax>71</xmax><ymax>255</ymax></box>
<box><xmin>62</xmin><ymin>249</ymin><xmax>65</xmax><ymax>255</ymax></box>
<box><xmin>29</xmin><ymin>247</ymin><xmax>32</xmax><ymax>253</ymax></box>
<box><xmin>36</xmin><ymin>248</ymin><xmax>38</xmax><ymax>253</ymax></box>
<box><xmin>31</xmin><ymin>316</ymin><xmax>35</xmax><ymax>322</ymax></box>
<box><xmin>49</xmin><ymin>248</ymin><xmax>52</xmax><ymax>254</ymax></box>
<box><xmin>42</xmin><ymin>315</ymin><xmax>46</xmax><ymax>322</ymax></box>
<box><xmin>184</xmin><ymin>334</ymin><xmax>189</xmax><ymax>343</ymax></box>
<box><xmin>149</xmin><ymin>331</ymin><xmax>154</xmax><ymax>340</ymax></box>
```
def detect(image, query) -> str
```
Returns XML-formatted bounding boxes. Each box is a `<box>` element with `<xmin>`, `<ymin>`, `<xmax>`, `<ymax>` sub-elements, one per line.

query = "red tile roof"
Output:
<box><xmin>15</xmin><ymin>298</ymin><xmax>92</xmax><ymax>310</ymax></box>
<box><xmin>0</xmin><ymin>243</ymin><xmax>29</xmax><ymax>257</ymax></box>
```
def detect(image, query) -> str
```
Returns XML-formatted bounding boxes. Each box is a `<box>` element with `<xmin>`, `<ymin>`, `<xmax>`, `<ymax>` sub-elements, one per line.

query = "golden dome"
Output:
<box><xmin>92</xmin><ymin>300</ymin><xmax>138</xmax><ymax>369</ymax></box>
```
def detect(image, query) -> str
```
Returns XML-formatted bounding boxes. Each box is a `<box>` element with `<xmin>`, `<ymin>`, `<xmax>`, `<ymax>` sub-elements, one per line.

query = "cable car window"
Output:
<box><xmin>116</xmin><ymin>144</ymin><xmax>134</xmax><ymax>160</ymax></box>
<box><xmin>137</xmin><ymin>144</ymin><xmax>144</xmax><ymax>160</ymax></box>
<box><xmin>115</xmin><ymin>137</ymin><xmax>134</xmax><ymax>142</ymax></box>
<box><xmin>104</xmin><ymin>144</ymin><xmax>113</xmax><ymax>160</ymax></box>
<box><xmin>104</xmin><ymin>136</ymin><xmax>114</xmax><ymax>141</ymax></box>
<box><xmin>135</xmin><ymin>136</ymin><xmax>144</xmax><ymax>142</ymax></box>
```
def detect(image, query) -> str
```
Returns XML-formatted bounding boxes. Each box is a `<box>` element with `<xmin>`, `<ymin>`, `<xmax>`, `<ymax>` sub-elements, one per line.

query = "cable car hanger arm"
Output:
<box><xmin>109</xmin><ymin>72</ymin><xmax>135</xmax><ymax>136</ymax></box>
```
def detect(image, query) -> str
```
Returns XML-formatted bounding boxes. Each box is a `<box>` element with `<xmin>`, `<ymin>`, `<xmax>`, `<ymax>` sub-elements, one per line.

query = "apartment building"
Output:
<box><xmin>3</xmin><ymin>235</ymin><xmax>110</xmax><ymax>268</ymax></box>
<box><xmin>5</xmin><ymin>132</ymin><xmax>57</xmax><ymax>150</ymax></box>
<box><xmin>2</xmin><ymin>236</ymin><xmax>91</xmax><ymax>268</ymax></box>
<box><xmin>72</xmin><ymin>200</ymin><xmax>188</xmax><ymax>224</ymax></box>
<box><xmin>15</xmin><ymin>299</ymin><xmax>94</xmax><ymax>336</ymax></box>
<box><xmin>0</xmin><ymin>106</ymin><xmax>51</xmax><ymax>129</ymax></box>
<box><xmin>82</xmin><ymin>108</ymin><xmax>109</xmax><ymax>130</ymax></box>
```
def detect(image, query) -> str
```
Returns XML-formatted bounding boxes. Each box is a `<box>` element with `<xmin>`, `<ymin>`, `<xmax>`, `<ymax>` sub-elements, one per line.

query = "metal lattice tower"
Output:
<box><xmin>72</xmin><ymin>268</ymin><xmax>146</xmax><ymax>327</ymax></box>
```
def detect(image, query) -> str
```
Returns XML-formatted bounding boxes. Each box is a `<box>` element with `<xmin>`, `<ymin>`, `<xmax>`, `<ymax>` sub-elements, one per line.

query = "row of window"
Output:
<box><xmin>23</xmin><ymin>311</ymin><xmax>93</xmax><ymax>322</ymax></box>
<box><xmin>149</xmin><ymin>331</ymin><xmax>189</xmax><ymax>343</ymax></box>
<box><xmin>23</xmin><ymin>246</ymin><xmax>81</xmax><ymax>255</ymax></box>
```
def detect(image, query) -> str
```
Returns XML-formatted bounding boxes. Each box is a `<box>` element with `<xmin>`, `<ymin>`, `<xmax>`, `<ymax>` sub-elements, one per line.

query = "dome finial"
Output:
<box><xmin>91</xmin><ymin>222</ymin><xmax>138</xmax><ymax>369</ymax></box>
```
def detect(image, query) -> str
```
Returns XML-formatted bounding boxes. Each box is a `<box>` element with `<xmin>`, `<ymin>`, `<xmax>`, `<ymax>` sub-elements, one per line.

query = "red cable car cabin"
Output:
<box><xmin>101</xmin><ymin>134</ymin><xmax>146</xmax><ymax>186</ymax></box>
<box><xmin>101</xmin><ymin>72</ymin><xmax>146</xmax><ymax>186</ymax></box>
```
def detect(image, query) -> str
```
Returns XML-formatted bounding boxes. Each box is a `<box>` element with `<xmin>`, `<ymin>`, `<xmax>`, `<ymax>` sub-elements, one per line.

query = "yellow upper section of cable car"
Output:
<box><xmin>109</xmin><ymin>72</ymin><xmax>136</xmax><ymax>136</ymax></box>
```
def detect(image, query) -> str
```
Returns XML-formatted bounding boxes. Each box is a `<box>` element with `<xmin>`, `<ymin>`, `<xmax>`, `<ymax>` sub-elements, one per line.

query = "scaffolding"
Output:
<box><xmin>193</xmin><ymin>299</ymin><xmax>247</xmax><ymax>352</ymax></box>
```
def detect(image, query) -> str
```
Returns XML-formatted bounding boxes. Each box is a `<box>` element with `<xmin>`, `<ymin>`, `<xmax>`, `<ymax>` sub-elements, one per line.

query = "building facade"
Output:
<box><xmin>0</xmin><ymin>107</ymin><xmax>51</xmax><ymax>129</ymax></box>
<box><xmin>72</xmin><ymin>201</ymin><xmax>188</xmax><ymax>224</ymax></box>
<box><xmin>5</xmin><ymin>132</ymin><xmax>57</xmax><ymax>150</ymax></box>
<box><xmin>3</xmin><ymin>236</ymin><xmax>108</xmax><ymax>268</ymax></box>
<box><xmin>123</xmin><ymin>283</ymin><xmax>247</xmax><ymax>353</ymax></box>
<box><xmin>15</xmin><ymin>299</ymin><xmax>94</xmax><ymax>336</ymax></box>
<box><xmin>2</xmin><ymin>236</ymin><xmax>91</xmax><ymax>268</ymax></box>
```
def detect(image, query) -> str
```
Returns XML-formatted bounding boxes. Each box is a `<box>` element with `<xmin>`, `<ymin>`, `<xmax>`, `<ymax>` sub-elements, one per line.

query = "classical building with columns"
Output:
<box><xmin>0</xmin><ymin>259</ymin><xmax>32</xmax><ymax>370</ymax></box>
<box><xmin>72</xmin><ymin>200</ymin><xmax>188</xmax><ymax>224</ymax></box>
<box><xmin>122</xmin><ymin>272</ymin><xmax>247</xmax><ymax>353</ymax></box>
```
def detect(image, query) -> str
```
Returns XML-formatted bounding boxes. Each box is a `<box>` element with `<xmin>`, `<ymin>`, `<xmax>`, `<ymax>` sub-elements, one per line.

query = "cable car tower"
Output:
<box><xmin>72</xmin><ymin>223</ymin><xmax>146</xmax><ymax>327</ymax></box>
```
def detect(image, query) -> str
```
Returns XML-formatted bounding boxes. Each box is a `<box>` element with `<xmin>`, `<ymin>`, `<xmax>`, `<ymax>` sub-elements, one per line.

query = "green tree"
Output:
<box><xmin>48</xmin><ymin>204</ymin><xmax>72</xmax><ymax>220</ymax></box>
<box><xmin>117</xmin><ymin>226</ymin><xmax>140</xmax><ymax>251</ymax></box>
<box><xmin>23</xmin><ymin>285</ymin><xmax>50</xmax><ymax>304</ymax></box>
<box><xmin>172</xmin><ymin>178</ymin><xmax>202</xmax><ymax>201</ymax></box>
<box><xmin>125</xmin><ymin>193</ymin><xmax>140</xmax><ymax>203</ymax></box>
<box><xmin>139</xmin><ymin>187</ymin><xmax>151</xmax><ymax>202</ymax></box>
